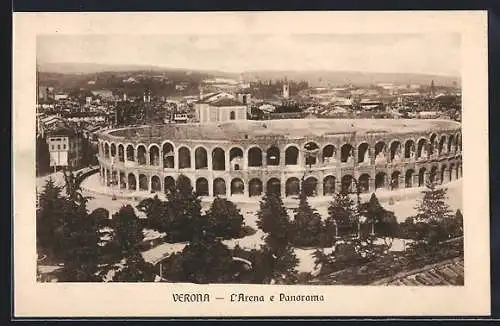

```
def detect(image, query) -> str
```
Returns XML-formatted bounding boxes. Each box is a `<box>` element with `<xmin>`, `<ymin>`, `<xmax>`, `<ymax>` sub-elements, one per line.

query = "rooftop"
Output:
<box><xmin>102</xmin><ymin>118</ymin><xmax>460</xmax><ymax>142</ymax></box>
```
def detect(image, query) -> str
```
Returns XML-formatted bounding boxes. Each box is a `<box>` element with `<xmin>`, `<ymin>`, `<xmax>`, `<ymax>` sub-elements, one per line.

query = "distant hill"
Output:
<box><xmin>37</xmin><ymin>62</ymin><xmax>460</xmax><ymax>88</ymax></box>
<box><xmin>241</xmin><ymin>70</ymin><xmax>460</xmax><ymax>88</ymax></box>
<box><xmin>37</xmin><ymin>62</ymin><xmax>238</xmax><ymax>79</ymax></box>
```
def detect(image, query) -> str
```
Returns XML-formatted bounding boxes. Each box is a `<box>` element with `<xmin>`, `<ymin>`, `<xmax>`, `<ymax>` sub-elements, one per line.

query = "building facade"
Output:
<box><xmin>46</xmin><ymin>128</ymin><xmax>83</xmax><ymax>169</ymax></box>
<box><xmin>96</xmin><ymin>119</ymin><xmax>462</xmax><ymax>199</ymax></box>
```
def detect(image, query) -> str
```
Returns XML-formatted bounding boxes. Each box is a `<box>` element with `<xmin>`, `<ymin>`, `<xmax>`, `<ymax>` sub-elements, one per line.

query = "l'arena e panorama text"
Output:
<box><xmin>171</xmin><ymin>293</ymin><xmax>325</xmax><ymax>303</ymax></box>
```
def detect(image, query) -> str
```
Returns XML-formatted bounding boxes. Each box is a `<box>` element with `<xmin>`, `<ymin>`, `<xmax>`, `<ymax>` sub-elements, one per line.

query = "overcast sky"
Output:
<box><xmin>37</xmin><ymin>33</ymin><xmax>460</xmax><ymax>76</ymax></box>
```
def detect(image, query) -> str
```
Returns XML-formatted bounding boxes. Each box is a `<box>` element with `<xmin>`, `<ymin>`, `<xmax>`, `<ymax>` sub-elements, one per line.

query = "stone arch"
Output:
<box><xmin>390</xmin><ymin>171</ymin><xmax>401</xmax><ymax>190</ymax></box>
<box><xmin>374</xmin><ymin>141</ymin><xmax>387</xmax><ymax>163</ymax></box>
<box><xmin>322</xmin><ymin>144</ymin><xmax>337</xmax><ymax>164</ymax></box>
<box><xmin>358</xmin><ymin>173</ymin><xmax>370</xmax><ymax>193</ymax></box>
<box><xmin>248</xmin><ymin>146</ymin><xmax>263</xmax><ymax>167</ymax></box>
<box><xmin>429</xmin><ymin>133</ymin><xmax>438</xmax><ymax>155</ymax></box>
<box><xmin>405</xmin><ymin>169</ymin><xmax>414</xmax><ymax>188</ymax></box>
<box><xmin>249</xmin><ymin>178</ymin><xmax>263</xmax><ymax>197</ymax></box>
<box><xmin>213</xmin><ymin>178</ymin><xmax>227</xmax><ymax>196</ymax></box>
<box><xmin>449</xmin><ymin>163</ymin><xmax>456</xmax><ymax>181</ymax></box>
<box><xmin>304</xmin><ymin>142</ymin><xmax>320</xmax><ymax>166</ymax></box>
<box><xmin>149</xmin><ymin>144</ymin><xmax>160</xmax><ymax>166</ymax></box>
<box><xmin>429</xmin><ymin>165</ymin><xmax>439</xmax><ymax>184</ymax></box>
<box><xmin>128</xmin><ymin>173</ymin><xmax>136</xmax><ymax>190</ymax></box>
<box><xmin>303</xmin><ymin>176</ymin><xmax>318</xmax><ymax>197</ymax></box>
<box><xmin>341</xmin><ymin>174</ymin><xmax>354</xmax><ymax>193</ymax></box>
<box><xmin>164</xmin><ymin>176</ymin><xmax>175</xmax><ymax>194</ymax></box>
<box><xmin>404</xmin><ymin>139</ymin><xmax>416</xmax><ymax>159</ymax></box>
<box><xmin>418</xmin><ymin>167</ymin><xmax>427</xmax><ymax>186</ymax></box>
<box><xmin>110</xmin><ymin>143</ymin><xmax>116</xmax><ymax>157</ymax></box>
<box><xmin>194</xmin><ymin>146</ymin><xmax>208</xmax><ymax>170</ymax></box>
<box><xmin>126</xmin><ymin>144</ymin><xmax>135</xmax><ymax>161</ymax></box>
<box><xmin>230</xmin><ymin>147</ymin><xmax>244</xmax><ymax>170</ymax></box>
<box><xmin>340</xmin><ymin>144</ymin><xmax>354</xmax><ymax>163</ymax></box>
<box><xmin>118</xmin><ymin>144</ymin><xmax>125</xmax><ymax>162</ymax></box>
<box><xmin>266</xmin><ymin>146</ymin><xmax>280</xmax><ymax>166</ymax></box>
<box><xmin>438</xmin><ymin>135</ymin><xmax>447</xmax><ymax>155</ymax></box>
<box><xmin>212</xmin><ymin>147</ymin><xmax>225</xmax><ymax>171</ymax></box>
<box><xmin>231</xmin><ymin>178</ymin><xmax>245</xmax><ymax>195</ymax></box>
<box><xmin>389</xmin><ymin>140</ymin><xmax>402</xmax><ymax>162</ymax></box>
<box><xmin>266</xmin><ymin>178</ymin><xmax>281</xmax><ymax>196</ymax></box>
<box><xmin>286</xmin><ymin>177</ymin><xmax>300</xmax><ymax>197</ymax></box>
<box><xmin>138</xmin><ymin>174</ymin><xmax>148</xmax><ymax>191</ymax></box>
<box><xmin>105</xmin><ymin>168</ymin><xmax>111</xmax><ymax>185</ymax></box>
<box><xmin>162</xmin><ymin>142</ymin><xmax>175</xmax><ymax>168</ymax></box>
<box><xmin>440</xmin><ymin>164</ymin><xmax>448</xmax><ymax>184</ymax></box>
<box><xmin>375</xmin><ymin>172</ymin><xmax>387</xmax><ymax>190</ymax></box>
<box><xmin>448</xmin><ymin>134</ymin><xmax>455</xmax><ymax>153</ymax></box>
<box><xmin>417</xmin><ymin>138</ymin><xmax>428</xmax><ymax>159</ymax></box>
<box><xmin>151</xmin><ymin>175</ymin><xmax>161</xmax><ymax>193</ymax></box>
<box><xmin>119</xmin><ymin>171</ymin><xmax>126</xmax><ymax>189</ymax></box>
<box><xmin>456</xmin><ymin>133</ymin><xmax>462</xmax><ymax>153</ymax></box>
<box><xmin>285</xmin><ymin>145</ymin><xmax>299</xmax><ymax>165</ymax></box>
<box><xmin>104</xmin><ymin>142</ymin><xmax>110</xmax><ymax>158</ymax></box>
<box><xmin>178</xmin><ymin>146</ymin><xmax>191</xmax><ymax>169</ymax></box>
<box><xmin>358</xmin><ymin>142</ymin><xmax>370</xmax><ymax>164</ymax></box>
<box><xmin>196</xmin><ymin>178</ymin><xmax>209</xmax><ymax>196</ymax></box>
<box><xmin>323</xmin><ymin>175</ymin><xmax>336</xmax><ymax>196</ymax></box>
<box><xmin>137</xmin><ymin>145</ymin><xmax>147</xmax><ymax>165</ymax></box>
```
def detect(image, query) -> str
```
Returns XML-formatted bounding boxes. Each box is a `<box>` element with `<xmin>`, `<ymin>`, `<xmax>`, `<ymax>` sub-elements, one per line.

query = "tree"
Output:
<box><xmin>256</xmin><ymin>192</ymin><xmax>291</xmax><ymax>252</ymax></box>
<box><xmin>325</xmin><ymin>192</ymin><xmax>357</xmax><ymax>237</ymax></box>
<box><xmin>205</xmin><ymin>197</ymin><xmax>244</xmax><ymax>238</ymax></box>
<box><xmin>163</xmin><ymin>236</ymin><xmax>236</xmax><ymax>284</ymax></box>
<box><xmin>415</xmin><ymin>182</ymin><xmax>453</xmax><ymax>224</ymax></box>
<box><xmin>112</xmin><ymin>250</ymin><xmax>156</xmax><ymax>282</ymax></box>
<box><xmin>413</xmin><ymin>182</ymin><xmax>454</xmax><ymax>246</ymax></box>
<box><xmin>36</xmin><ymin>135</ymin><xmax>50</xmax><ymax>176</ymax></box>
<box><xmin>37</xmin><ymin>179</ymin><xmax>67</xmax><ymax>258</ymax></box>
<box><xmin>57</xmin><ymin>200</ymin><xmax>101</xmax><ymax>282</ymax></box>
<box><xmin>289</xmin><ymin>190</ymin><xmax>323</xmax><ymax>247</ymax></box>
<box><xmin>359</xmin><ymin>193</ymin><xmax>398</xmax><ymax>243</ymax></box>
<box><xmin>112</xmin><ymin>205</ymin><xmax>143</xmax><ymax>255</ymax></box>
<box><xmin>166</xmin><ymin>175</ymin><xmax>206</xmax><ymax>242</ymax></box>
<box><xmin>137</xmin><ymin>175</ymin><xmax>207</xmax><ymax>242</ymax></box>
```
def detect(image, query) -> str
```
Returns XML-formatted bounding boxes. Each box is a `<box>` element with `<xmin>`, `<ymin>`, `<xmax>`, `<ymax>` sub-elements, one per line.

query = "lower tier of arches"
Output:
<box><xmin>98</xmin><ymin>162</ymin><xmax>463</xmax><ymax>198</ymax></box>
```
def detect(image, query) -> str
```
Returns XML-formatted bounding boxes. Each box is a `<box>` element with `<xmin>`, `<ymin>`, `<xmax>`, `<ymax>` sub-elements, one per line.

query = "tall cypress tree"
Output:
<box><xmin>290</xmin><ymin>188</ymin><xmax>323</xmax><ymax>247</ymax></box>
<box><xmin>415</xmin><ymin>182</ymin><xmax>453</xmax><ymax>223</ymax></box>
<box><xmin>256</xmin><ymin>192</ymin><xmax>291</xmax><ymax>252</ymax></box>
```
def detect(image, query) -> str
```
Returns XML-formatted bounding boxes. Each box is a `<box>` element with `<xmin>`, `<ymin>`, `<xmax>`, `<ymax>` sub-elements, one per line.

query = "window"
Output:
<box><xmin>51</xmin><ymin>145</ymin><xmax>55</xmax><ymax>150</ymax></box>
<box><xmin>63</xmin><ymin>144</ymin><xmax>67</xmax><ymax>150</ymax></box>
<box><xmin>230</xmin><ymin>111</ymin><xmax>236</xmax><ymax>120</ymax></box>
<box><xmin>57</xmin><ymin>145</ymin><xmax>61</xmax><ymax>150</ymax></box>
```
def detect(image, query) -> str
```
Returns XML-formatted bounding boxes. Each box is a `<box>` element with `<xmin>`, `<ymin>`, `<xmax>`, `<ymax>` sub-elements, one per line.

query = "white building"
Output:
<box><xmin>45</xmin><ymin>127</ymin><xmax>83</xmax><ymax>169</ymax></box>
<box><xmin>195</xmin><ymin>92</ymin><xmax>247</xmax><ymax>123</ymax></box>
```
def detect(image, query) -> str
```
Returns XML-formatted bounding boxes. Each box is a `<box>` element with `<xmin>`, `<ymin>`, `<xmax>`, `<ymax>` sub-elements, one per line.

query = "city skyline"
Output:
<box><xmin>37</xmin><ymin>33</ymin><xmax>461</xmax><ymax>77</ymax></box>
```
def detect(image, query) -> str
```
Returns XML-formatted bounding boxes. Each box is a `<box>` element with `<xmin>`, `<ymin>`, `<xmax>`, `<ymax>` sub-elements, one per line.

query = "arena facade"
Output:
<box><xmin>96</xmin><ymin>119</ymin><xmax>462</xmax><ymax>199</ymax></box>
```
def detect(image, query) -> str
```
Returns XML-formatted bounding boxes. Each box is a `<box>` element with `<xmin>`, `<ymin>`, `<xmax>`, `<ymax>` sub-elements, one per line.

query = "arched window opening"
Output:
<box><xmin>212</xmin><ymin>147</ymin><xmax>225</xmax><ymax>171</ymax></box>
<box><xmin>195</xmin><ymin>147</ymin><xmax>208</xmax><ymax>170</ymax></box>
<box><xmin>162</xmin><ymin>143</ymin><xmax>175</xmax><ymax>168</ymax></box>
<box><xmin>266</xmin><ymin>146</ymin><xmax>280</xmax><ymax>166</ymax></box>
<box><xmin>285</xmin><ymin>146</ymin><xmax>299</xmax><ymax>165</ymax></box>
<box><xmin>249</xmin><ymin>178</ymin><xmax>263</xmax><ymax>197</ymax></box>
<box><xmin>178</xmin><ymin>147</ymin><xmax>191</xmax><ymax>169</ymax></box>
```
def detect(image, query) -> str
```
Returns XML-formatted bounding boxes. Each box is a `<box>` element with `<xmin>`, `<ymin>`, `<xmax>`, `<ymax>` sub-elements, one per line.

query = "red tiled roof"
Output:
<box><xmin>210</xmin><ymin>98</ymin><xmax>245</xmax><ymax>107</ymax></box>
<box><xmin>371</xmin><ymin>257</ymin><xmax>464</xmax><ymax>286</ymax></box>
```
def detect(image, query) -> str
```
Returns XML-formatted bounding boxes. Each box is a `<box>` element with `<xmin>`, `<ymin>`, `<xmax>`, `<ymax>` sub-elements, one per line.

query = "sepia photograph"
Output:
<box><xmin>14</xmin><ymin>11</ymin><xmax>490</xmax><ymax>317</ymax></box>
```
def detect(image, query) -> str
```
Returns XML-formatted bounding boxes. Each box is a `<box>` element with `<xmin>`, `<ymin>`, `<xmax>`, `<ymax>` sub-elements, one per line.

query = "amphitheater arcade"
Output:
<box><xmin>96</xmin><ymin>119</ymin><xmax>462</xmax><ymax>199</ymax></box>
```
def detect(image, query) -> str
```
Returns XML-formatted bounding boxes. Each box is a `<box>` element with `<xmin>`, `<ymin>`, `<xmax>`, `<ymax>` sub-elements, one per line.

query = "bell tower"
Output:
<box><xmin>283</xmin><ymin>81</ymin><xmax>290</xmax><ymax>99</ymax></box>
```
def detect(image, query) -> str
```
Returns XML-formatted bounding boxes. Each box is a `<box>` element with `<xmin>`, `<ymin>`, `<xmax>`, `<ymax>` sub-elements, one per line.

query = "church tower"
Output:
<box><xmin>283</xmin><ymin>81</ymin><xmax>290</xmax><ymax>99</ymax></box>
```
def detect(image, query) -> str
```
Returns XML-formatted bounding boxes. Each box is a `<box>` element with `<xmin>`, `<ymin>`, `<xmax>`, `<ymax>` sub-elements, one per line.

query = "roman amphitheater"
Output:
<box><xmin>94</xmin><ymin>119</ymin><xmax>462</xmax><ymax>200</ymax></box>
